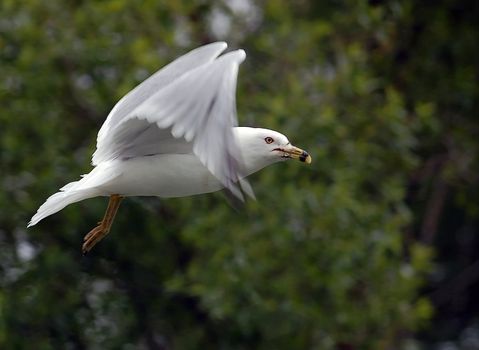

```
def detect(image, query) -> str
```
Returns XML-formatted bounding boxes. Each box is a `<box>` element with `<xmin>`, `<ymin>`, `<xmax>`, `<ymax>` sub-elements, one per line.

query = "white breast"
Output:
<box><xmin>99</xmin><ymin>154</ymin><xmax>224</xmax><ymax>197</ymax></box>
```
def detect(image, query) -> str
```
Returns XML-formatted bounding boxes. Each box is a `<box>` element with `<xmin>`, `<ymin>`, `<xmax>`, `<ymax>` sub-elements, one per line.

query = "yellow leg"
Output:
<box><xmin>82</xmin><ymin>194</ymin><xmax>123</xmax><ymax>255</ymax></box>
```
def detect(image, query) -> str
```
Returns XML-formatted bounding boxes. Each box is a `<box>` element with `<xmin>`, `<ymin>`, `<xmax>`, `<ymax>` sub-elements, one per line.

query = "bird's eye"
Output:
<box><xmin>265</xmin><ymin>137</ymin><xmax>274</xmax><ymax>144</ymax></box>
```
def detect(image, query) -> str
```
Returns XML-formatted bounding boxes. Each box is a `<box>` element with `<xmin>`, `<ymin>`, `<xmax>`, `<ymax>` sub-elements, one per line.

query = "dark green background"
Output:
<box><xmin>1</xmin><ymin>0</ymin><xmax>478</xmax><ymax>349</ymax></box>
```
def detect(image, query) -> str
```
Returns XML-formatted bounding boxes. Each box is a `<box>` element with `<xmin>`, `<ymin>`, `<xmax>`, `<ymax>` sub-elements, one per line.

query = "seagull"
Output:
<box><xmin>28</xmin><ymin>42</ymin><xmax>311</xmax><ymax>254</ymax></box>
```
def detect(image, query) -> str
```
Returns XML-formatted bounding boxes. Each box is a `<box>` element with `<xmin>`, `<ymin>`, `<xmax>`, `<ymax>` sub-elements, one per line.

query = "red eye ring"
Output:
<box><xmin>265</xmin><ymin>137</ymin><xmax>274</xmax><ymax>144</ymax></box>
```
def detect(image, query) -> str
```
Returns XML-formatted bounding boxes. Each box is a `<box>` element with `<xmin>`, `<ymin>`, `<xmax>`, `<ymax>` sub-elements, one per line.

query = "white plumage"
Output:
<box><xmin>28</xmin><ymin>42</ymin><xmax>310</xmax><ymax>252</ymax></box>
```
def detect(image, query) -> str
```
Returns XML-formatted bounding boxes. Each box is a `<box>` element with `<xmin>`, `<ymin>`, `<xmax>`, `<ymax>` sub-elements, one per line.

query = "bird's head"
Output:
<box><xmin>234</xmin><ymin>127</ymin><xmax>311</xmax><ymax>175</ymax></box>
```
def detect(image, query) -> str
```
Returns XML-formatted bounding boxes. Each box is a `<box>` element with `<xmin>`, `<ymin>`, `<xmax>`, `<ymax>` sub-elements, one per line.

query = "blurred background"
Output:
<box><xmin>1</xmin><ymin>0</ymin><xmax>478</xmax><ymax>349</ymax></box>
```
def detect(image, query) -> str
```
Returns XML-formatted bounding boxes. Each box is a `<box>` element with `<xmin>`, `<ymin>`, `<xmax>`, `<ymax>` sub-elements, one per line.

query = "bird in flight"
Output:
<box><xmin>28</xmin><ymin>42</ymin><xmax>311</xmax><ymax>254</ymax></box>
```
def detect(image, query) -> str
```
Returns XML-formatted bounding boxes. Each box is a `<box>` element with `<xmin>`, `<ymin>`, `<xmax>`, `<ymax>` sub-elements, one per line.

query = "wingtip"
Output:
<box><xmin>239</xmin><ymin>178</ymin><xmax>255</xmax><ymax>200</ymax></box>
<box><xmin>235</xmin><ymin>49</ymin><xmax>247</xmax><ymax>62</ymax></box>
<box><xmin>209</xmin><ymin>43</ymin><xmax>247</xmax><ymax>61</ymax></box>
<box><xmin>204</xmin><ymin>41</ymin><xmax>228</xmax><ymax>52</ymax></box>
<box><xmin>238</xmin><ymin>49</ymin><xmax>246</xmax><ymax>61</ymax></box>
<box><xmin>219</xmin><ymin>49</ymin><xmax>247</xmax><ymax>64</ymax></box>
<box><xmin>218</xmin><ymin>41</ymin><xmax>228</xmax><ymax>49</ymax></box>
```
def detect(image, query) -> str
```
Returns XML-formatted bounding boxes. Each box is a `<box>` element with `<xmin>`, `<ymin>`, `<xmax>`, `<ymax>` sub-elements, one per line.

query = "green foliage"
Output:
<box><xmin>1</xmin><ymin>0</ymin><xmax>477</xmax><ymax>349</ymax></box>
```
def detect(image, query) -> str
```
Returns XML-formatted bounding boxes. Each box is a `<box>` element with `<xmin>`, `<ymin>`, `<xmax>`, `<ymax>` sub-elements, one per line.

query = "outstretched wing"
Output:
<box><xmin>93</xmin><ymin>42</ymin><xmax>228</xmax><ymax>164</ymax></box>
<box><xmin>92</xmin><ymin>43</ymin><xmax>252</xmax><ymax>199</ymax></box>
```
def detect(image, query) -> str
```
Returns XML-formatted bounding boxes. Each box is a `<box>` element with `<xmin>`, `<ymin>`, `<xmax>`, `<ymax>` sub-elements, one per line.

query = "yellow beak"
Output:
<box><xmin>281</xmin><ymin>145</ymin><xmax>312</xmax><ymax>164</ymax></box>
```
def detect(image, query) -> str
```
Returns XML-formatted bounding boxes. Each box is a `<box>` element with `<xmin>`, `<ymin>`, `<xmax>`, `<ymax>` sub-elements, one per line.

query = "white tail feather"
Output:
<box><xmin>27</xmin><ymin>187</ymin><xmax>98</xmax><ymax>227</ymax></box>
<box><xmin>28</xmin><ymin>162</ymin><xmax>120</xmax><ymax>227</ymax></box>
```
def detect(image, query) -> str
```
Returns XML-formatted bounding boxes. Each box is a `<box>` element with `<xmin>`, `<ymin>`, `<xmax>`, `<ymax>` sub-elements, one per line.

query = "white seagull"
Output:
<box><xmin>28</xmin><ymin>42</ymin><xmax>311</xmax><ymax>254</ymax></box>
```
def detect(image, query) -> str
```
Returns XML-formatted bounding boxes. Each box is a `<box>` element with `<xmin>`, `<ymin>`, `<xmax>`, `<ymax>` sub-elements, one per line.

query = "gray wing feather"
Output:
<box><xmin>93</xmin><ymin>42</ymin><xmax>227</xmax><ymax>165</ymax></box>
<box><xmin>92</xmin><ymin>45</ymin><xmax>251</xmax><ymax>199</ymax></box>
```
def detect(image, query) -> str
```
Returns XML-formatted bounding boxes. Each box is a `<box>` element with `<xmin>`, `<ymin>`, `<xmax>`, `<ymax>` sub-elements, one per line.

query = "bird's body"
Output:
<box><xmin>64</xmin><ymin>127</ymin><xmax>279</xmax><ymax>200</ymax></box>
<box><xmin>103</xmin><ymin>154</ymin><xmax>224</xmax><ymax>197</ymax></box>
<box><xmin>28</xmin><ymin>42</ymin><xmax>311</xmax><ymax>253</ymax></box>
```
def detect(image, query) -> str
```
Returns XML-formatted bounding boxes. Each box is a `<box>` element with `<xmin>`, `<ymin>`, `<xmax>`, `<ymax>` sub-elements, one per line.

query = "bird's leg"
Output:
<box><xmin>82</xmin><ymin>194</ymin><xmax>124</xmax><ymax>255</ymax></box>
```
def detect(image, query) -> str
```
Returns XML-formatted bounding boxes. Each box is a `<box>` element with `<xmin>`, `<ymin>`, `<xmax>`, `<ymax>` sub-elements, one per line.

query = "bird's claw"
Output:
<box><xmin>82</xmin><ymin>224</ymin><xmax>108</xmax><ymax>255</ymax></box>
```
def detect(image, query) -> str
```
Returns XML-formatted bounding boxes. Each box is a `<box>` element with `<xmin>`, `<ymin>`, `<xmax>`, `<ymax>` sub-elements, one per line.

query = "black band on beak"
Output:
<box><xmin>299</xmin><ymin>151</ymin><xmax>310</xmax><ymax>163</ymax></box>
